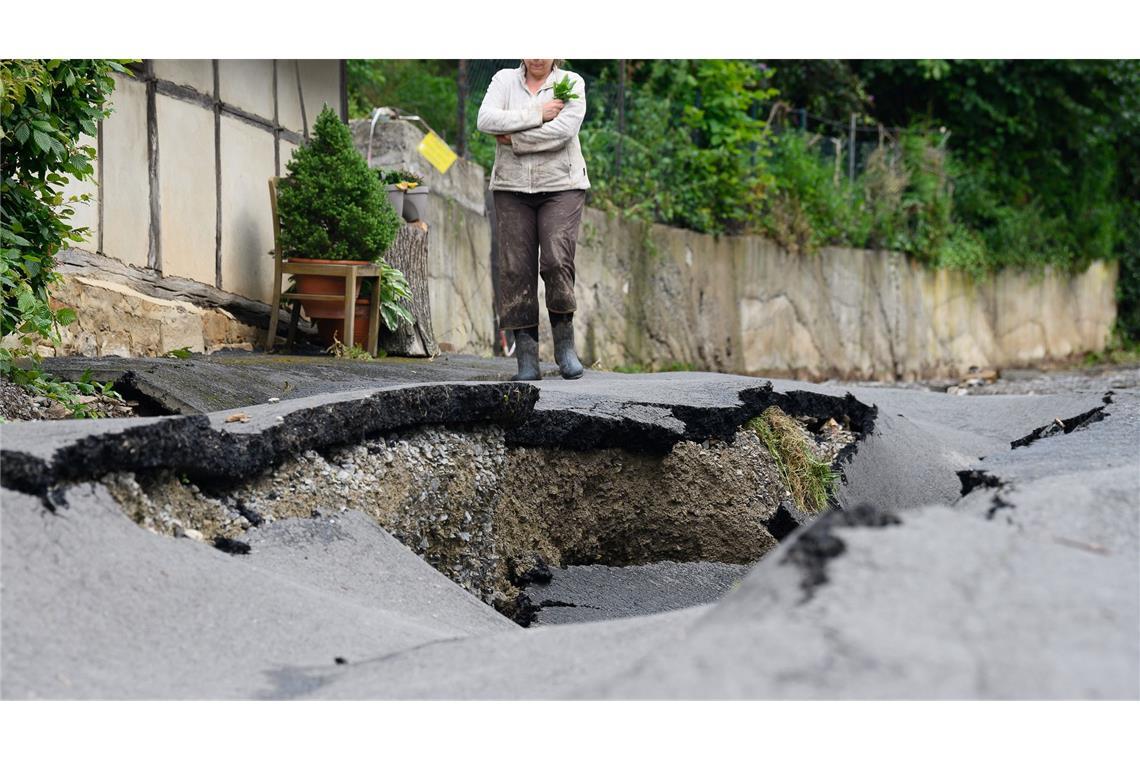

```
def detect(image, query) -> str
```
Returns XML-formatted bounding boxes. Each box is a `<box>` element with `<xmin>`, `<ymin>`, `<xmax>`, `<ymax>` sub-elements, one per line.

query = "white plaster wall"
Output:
<box><xmin>156</xmin><ymin>94</ymin><xmax>217</xmax><ymax>285</ymax></box>
<box><xmin>218</xmin><ymin>60</ymin><xmax>275</xmax><ymax>119</ymax></box>
<box><xmin>100</xmin><ymin>74</ymin><xmax>149</xmax><ymax>268</ymax></box>
<box><xmin>278</xmin><ymin>60</ymin><xmax>340</xmax><ymax>134</ymax></box>
<box><xmin>219</xmin><ymin>116</ymin><xmax>276</xmax><ymax>303</ymax></box>
<box><xmin>152</xmin><ymin>60</ymin><xmax>214</xmax><ymax>96</ymax></box>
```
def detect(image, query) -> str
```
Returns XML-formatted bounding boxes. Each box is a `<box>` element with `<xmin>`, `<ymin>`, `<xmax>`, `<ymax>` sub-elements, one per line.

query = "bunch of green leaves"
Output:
<box><xmin>325</xmin><ymin>335</ymin><xmax>376</xmax><ymax>361</ymax></box>
<box><xmin>277</xmin><ymin>106</ymin><xmax>401</xmax><ymax>262</ymax></box>
<box><xmin>378</xmin><ymin>262</ymin><xmax>413</xmax><ymax>331</ymax></box>
<box><xmin>2</xmin><ymin>361</ymin><xmax>123</xmax><ymax>419</ymax></box>
<box><xmin>1</xmin><ymin>59</ymin><xmax>130</xmax><ymax>416</ymax></box>
<box><xmin>552</xmin><ymin>75</ymin><xmax>578</xmax><ymax>102</ymax></box>
<box><xmin>376</xmin><ymin>168</ymin><xmax>424</xmax><ymax>186</ymax></box>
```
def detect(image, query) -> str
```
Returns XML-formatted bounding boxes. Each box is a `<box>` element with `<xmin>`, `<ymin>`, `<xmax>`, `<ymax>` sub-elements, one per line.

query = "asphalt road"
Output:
<box><xmin>2</xmin><ymin>358</ymin><xmax>1136</xmax><ymax>698</ymax></box>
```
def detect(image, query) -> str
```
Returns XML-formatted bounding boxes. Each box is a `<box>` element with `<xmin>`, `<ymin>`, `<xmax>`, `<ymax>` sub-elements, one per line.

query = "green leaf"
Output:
<box><xmin>15</xmin><ymin>122</ymin><xmax>30</xmax><ymax>144</ymax></box>
<box><xmin>55</xmin><ymin>308</ymin><xmax>77</xmax><ymax>326</ymax></box>
<box><xmin>32</xmin><ymin>130</ymin><xmax>51</xmax><ymax>153</ymax></box>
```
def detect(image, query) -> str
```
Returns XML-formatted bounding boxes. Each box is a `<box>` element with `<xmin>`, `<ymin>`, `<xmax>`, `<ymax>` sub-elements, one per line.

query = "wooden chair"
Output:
<box><xmin>265</xmin><ymin>176</ymin><xmax>383</xmax><ymax>355</ymax></box>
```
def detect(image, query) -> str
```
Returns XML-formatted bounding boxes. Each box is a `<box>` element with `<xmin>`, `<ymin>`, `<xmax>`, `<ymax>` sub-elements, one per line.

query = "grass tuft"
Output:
<box><xmin>747</xmin><ymin>406</ymin><xmax>836</xmax><ymax>515</ymax></box>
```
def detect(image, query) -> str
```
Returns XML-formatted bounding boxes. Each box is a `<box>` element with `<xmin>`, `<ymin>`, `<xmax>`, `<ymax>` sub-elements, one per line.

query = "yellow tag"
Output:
<box><xmin>417</xmin><ymin>131</ymin><xmax>458</xmax><ymax>174</ymax></box>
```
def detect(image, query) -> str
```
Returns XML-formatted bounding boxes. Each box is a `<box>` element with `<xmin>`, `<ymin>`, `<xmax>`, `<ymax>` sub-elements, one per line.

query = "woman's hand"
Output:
<box><xmin>496</xmin><ymin>134</ymin><xmax>513</xmax><ymax>145</ymax></box>
<box><xmin>542</xmin><ymin>99</ymin><xmax>564</xmax><ymax>122</ymax></box>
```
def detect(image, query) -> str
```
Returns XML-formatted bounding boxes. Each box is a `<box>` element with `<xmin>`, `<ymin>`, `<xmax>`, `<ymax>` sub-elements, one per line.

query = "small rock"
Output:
<box><xmin>173</xmin><ymin>525</ymin><xmax>205</xmax><ymax>542</ymax></box>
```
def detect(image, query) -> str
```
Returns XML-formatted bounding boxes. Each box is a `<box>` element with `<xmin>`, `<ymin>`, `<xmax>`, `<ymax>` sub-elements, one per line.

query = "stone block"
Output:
<box><xmin>45</xmin><ymin>274</ymin><xmax>261</xmax><ymax>358</ymax></box>
<box><xmin>424</xmin><ymin>195</ymin><xmax>494</xmax><ymax>354</ymax></box>
<box><xmin>352</xmin><ymin>119</ymin><xmax>486</xmax><ymax>215</ymax></box>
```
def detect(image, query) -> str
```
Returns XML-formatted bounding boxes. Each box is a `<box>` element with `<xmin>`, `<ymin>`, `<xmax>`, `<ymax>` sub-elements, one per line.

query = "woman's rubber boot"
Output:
<box><xmin>511</xmin><ymin>326</ymin><xmax>542</xmax><ymax>381</ymax></box>
<box><xmin>550</xmin><ymin>312</ymin><xmax>584</xmax><ymax>380</ymax></box>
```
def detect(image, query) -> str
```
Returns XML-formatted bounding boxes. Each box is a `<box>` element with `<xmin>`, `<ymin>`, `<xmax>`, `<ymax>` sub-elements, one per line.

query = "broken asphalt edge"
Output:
<box><xmin>0</xmin><ymin>379</ymin><xmax>877</xmax><ymax>511</ymax></box>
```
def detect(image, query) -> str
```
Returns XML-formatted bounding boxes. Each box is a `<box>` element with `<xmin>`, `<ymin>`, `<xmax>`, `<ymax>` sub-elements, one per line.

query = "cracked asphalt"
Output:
<box><xmin>1</xmin><ymin>355</ymin><xmax>1136</xmax><ymax>698</ymax></box>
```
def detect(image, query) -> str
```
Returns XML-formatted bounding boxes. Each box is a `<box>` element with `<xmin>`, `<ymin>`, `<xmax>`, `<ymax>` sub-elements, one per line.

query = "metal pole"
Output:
<box><xmin>456</xmin><ymin>59</ymin><xmax>469</xmax><ymax>159</ymax></box>
<box><xmin>615</xmin><ymin>59</ymin><xmax>626</xmax><ymax>181</ymax></box>
<box><xmin>848</xmin><ymin>113</ymin><xmax>856</xmax><ymax>183</ymax></box>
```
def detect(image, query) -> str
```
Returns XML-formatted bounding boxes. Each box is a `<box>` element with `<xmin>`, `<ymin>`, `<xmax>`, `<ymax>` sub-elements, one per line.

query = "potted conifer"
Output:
<box><xmin>277</xmin><ymin>106</ymin><xmax>402</xmax><ymax>322</ymax></box>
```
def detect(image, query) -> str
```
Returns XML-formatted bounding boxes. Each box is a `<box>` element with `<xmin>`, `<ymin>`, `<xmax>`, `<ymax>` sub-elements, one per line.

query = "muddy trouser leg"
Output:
<box><xmin>537</xmin><ymin>190</ymin><xmax>586</xmax><ymax>378</ymax></box>
<box><xmin>494</xmin><ymin>191</ymin><xmax>541</xmax><ymax>331</ymax></box>
<box><xmin>494</xmin><ymin>191</ymin><xmax>542</xmax><ymax>380</ymax></box>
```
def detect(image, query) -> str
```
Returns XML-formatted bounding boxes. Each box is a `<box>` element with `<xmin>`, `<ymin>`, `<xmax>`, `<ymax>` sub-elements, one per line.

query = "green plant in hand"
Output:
<box><xmin>552</xmin><ymin>75</ymin><xmax>578</xmax><ymax>102</ymax></box>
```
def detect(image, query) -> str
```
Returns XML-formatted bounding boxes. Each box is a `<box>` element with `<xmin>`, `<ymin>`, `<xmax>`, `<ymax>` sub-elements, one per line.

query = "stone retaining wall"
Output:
<box><xmin>570</xmin><ymin>213</ymin><xmax>1118</xmax><ymax>380</ymax></box>
<box><xmin>356</xmin><ymin>119</ymin><xmax>1118</xmax><ymax>380</ymax></box>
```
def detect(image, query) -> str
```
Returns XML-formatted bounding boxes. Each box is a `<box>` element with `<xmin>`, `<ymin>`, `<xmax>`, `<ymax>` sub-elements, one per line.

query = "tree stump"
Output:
<box><xmin>380</xmin><ymin>221</ymin><xmax>437</xmax><ymax>357</ymax></box>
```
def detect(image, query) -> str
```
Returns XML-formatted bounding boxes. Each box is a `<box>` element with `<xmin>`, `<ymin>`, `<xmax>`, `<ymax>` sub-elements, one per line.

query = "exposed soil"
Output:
<box><xmin>0</xmin><ymin>378</ymin><xmax>135</xmax><ymax>422</ymax></box>
<box><xmin>102</xmin><ymin>414</ymin><xmax>856</xmax><ymax>617</ymax></box>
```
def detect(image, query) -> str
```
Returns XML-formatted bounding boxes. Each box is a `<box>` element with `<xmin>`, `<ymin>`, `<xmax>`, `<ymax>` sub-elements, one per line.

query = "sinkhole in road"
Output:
<box><xmin>104</xmin><ymin>407</ymin><xmax>861</xmax><ymax>626</ymax></box>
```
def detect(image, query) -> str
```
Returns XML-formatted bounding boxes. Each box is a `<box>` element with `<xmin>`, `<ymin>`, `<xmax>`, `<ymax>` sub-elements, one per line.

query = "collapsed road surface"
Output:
<box><xmin>1</xmin><ymin>355</ymin><xmax>1137</xmax><ymax>698</ymax></box>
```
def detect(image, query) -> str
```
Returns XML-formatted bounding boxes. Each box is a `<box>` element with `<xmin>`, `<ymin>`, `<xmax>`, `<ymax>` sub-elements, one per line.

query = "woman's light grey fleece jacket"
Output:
<box><xmin>477</xmin><ymin>65</ymin><xmax>591</xmax><ymax>194</ymax></box>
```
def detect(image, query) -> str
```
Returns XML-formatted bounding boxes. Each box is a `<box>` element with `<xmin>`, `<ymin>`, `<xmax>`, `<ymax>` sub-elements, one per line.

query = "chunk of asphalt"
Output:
<box><xmin>1010</xmin><ymin>405</ymin><xmax>1109</xmax><ymax>449</ymax></box>
<box><xmin>957</xmin><ymin>469</ymin><xmax>1005</xmax><ymax>497</ymax></box>
<box><xmin>0</xmin><ymin>382</ymin><xmax>539</xmax><ymax>498</ymax></box>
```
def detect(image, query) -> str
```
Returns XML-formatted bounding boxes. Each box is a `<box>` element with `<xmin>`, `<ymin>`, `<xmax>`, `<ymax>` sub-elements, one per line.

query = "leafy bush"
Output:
<box><xmin>2</xmin><ymin>60</ymin><xmax>123</xmax><ymax>347</ymax></box>
<box><xmin>1</xmin><ymin>59</ymin><xmax>129</xmax><ymax>417</ymax></box>
<box><xmin>582</xmin><ymin>60</ymin><xmax>777</xmax><ymax>235</ymax></box>
<box><xmin>378</xmin><ymin>262</ymin><xmax>413</xmax><ymax>331</ymax></box>
<box><xmin>758</xmin><ymin>130</ymin><xmax>862</xmax><ymax>253</ymax></box>
<box><xmin>277</xmin><ymin>106</ymin><xmax>401</xmax><ymax>261</ymax></box>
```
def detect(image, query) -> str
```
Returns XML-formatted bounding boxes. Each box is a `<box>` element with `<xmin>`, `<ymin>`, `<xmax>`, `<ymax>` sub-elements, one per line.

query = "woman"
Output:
<box><xmin>477</xmin><ymin>59</ymin><xmax>590</xmax><ymax>381</ymax></box>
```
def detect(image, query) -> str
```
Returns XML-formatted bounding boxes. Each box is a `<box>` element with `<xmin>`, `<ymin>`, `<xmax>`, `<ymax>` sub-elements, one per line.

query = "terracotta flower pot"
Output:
<box><xmin>287</xmin><ymin>258</ymin><xmax>372</xmax><ymax>320</ymax></box>
<box><xmin>315</xmin><ymin>298</ymin><xmax>371</xmax><ymax>349</ymax></box>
